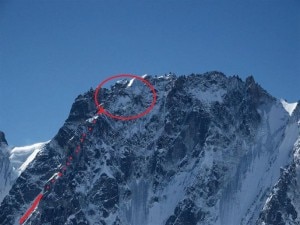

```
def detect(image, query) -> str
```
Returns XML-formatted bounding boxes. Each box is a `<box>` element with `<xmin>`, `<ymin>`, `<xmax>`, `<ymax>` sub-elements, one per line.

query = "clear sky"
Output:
<box><xmin>0</xmin><ymin>0</ymin><xmax>299</xmax><ymax>146</ymax></box>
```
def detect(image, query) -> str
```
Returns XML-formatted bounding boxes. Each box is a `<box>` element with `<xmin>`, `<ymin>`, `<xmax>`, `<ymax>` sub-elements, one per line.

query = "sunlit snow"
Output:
<box><xmin>281</xmin><ymin>99</ymin><xmax>298</xmax><ymax>116</ymax></box>
<box><xmin>9</xmin><ymin>142</ymin><xmax>48</xmax><ymax>175</ymax></box>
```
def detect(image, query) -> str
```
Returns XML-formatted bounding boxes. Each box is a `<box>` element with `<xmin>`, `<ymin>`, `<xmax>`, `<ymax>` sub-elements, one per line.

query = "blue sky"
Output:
<box><xmin>0</xmin><ymin>0</ymin><xmax>299</xmax><ymax>146</ymax></box>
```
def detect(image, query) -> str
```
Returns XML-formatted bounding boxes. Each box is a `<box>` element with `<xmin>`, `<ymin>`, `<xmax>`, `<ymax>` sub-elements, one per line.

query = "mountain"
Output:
<box><xmin>257</xmin><ymin>103</ymin><xmax>300</xmax><ymax>225</ymax></box>
<box><xmin>0</xmin><ymin>72</ymin><xmax>299</xmax><ymax>225</ymax></box>
<box><xmin>0</xmin><ymin>131</ymin><xmax>47</xmax><ymax>204</ymax></box>
<box><xmin>0</xmin><ymin>131</ymin><xmax>14</xmax><ymax>204</ymax></box>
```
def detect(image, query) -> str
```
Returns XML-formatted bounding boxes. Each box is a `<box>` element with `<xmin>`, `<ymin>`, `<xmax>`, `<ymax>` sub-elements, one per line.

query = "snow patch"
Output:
<box><xmin>281</xmin><ymin>99</ymin><xmax>298</xmax><ymax>116</ymax></box>
<box><xmin>127</xmin><ymin>78</ymin><xmax>135</xmax><ymax>87</ymax></box>
<box><xmin>187</xmin><ymin>88</ymin><xmax>226</xmax><ymax>103</ymax></box>
<box><xmin>9</xmin><ymin>141</ymin><xmax>48</xmax><ymax>175</ymax></box>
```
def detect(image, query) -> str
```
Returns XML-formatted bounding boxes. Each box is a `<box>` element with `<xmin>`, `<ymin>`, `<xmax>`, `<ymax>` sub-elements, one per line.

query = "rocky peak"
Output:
<box><xmin>0</xmin><ymin>131</ymin><xmax>8</xmax><ymax>146</ymax></box>
<box><xmin>245</xmin><ymin>75</ymin><xmax>274</xmax><ymax>106</ymax></box>
<box><xmin>65</xmin><ymin>90</ymin><xmax>96</xmax><ymax>123</ymax></box>
<box><xmin>245</xmin><ymin>75</ymin><xmax>255</xmax><ymax>87</ymax></box>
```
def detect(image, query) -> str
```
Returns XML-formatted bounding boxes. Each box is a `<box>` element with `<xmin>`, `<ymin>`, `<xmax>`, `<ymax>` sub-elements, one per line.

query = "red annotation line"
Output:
<box><xmin>19</xmin><ymin>194</ymin><xmax>44</xmax><ymax>224</ymax></box>
<box><xmin>19</xmin><ymin>117</ymin><xmax>98</xmax><ymax>224</ymax></box>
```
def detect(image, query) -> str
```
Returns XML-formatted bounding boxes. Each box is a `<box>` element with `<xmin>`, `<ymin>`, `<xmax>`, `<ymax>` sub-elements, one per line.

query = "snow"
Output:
<box><xmin>86</xmin><ymin>115</ymin><xmax>99</xmax><ymax>123</ymax></box>
<box><xmin>268</xmin><ymin>101</ymin><xmax>289</xmax><ymax>134</ymax></box>
<box><xmin>219</xmin><ymin>102</ymin><xmax>298</xmax><ymax>225</ymax></box>
<box><xmin>0</xmin><ymin>141</ymin><xmax>47</xmax><ymax>204</ymax></box>
<box><xmin>281</xmin><ymin>99</ymin><xmax>298</xmax><ymax>116</ymax></box>
<box><xmin>147</xmin><ymin>172</ymin><xmax>187</xmax><ymax>225</ymax></box>
<box><xmin>187</xmin><ymin>88</ymin><xmax>226</xmax><ymax>103</ymax></box>
<box><xmin>127</xmin><ymin>78</ymin><xmax>135</xmax><ymax>87</ymax></box>
<box><xmin>120</xmin><ymin>172</ymin><xmax>187</xmax><ymax>225</ymax></box>
<box><xmin>2</xmin><ymin>74</ymin><xmax>299</xmax><ymax>225</ymax></box>
<box><xmin>126</xmin><ymin>77</ymin><xmax>146</xmax><ymax>96</ymax></box>
<box><xmin>0</xmin><ymin>152</ymin><xmax>13</xmax><ymax>204</ymax></box>
<box><xmin>9</xmin><ymin>142</ymin><xmax>48</xmax><ymax>176</ymax></box>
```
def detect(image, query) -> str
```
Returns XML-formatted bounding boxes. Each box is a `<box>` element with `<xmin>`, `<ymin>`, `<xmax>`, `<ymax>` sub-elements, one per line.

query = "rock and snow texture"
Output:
<box><xmin>0</xmin><ymin>72</ymin><xmax>299</xmax><ymax>225</ymax></box>
<box><xmin>9</xmin><ymin>142</ymin><xmax>48</xmax><ymax>176</ymax></box>
<box><xmin>257</xmin><ymin>103</ymin><xmax>300</xmax><ymax>225</ymax></box>
<box><xmin>0</xmin><ymin>131</ymin><xmax>14</xmax><ymax>204</ymax></box>
<box><xmin>0</xmin><ymin>131</ymin><xmax>47</xmax><ymax>204</ymax></box>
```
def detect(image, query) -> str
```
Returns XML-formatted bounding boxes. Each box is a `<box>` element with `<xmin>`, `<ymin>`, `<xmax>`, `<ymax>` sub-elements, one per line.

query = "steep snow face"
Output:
<box><xmin>256</xmin><ymin>105</ymin><xmax>300</xmax><ymax>225</ymax></box>
<box><xmin>0</xmin><ymin>139</ymin><xmax>47</xmax><ymax>205</ymax></box>
<box><xmin>281</xmin><ymin>99</ymin><xmax>298</xmax><ymax>116</ymax></box>
<box><xmin>219</xmin><ymin>101</ymin><xmax>298</xmax><ymax>225</ymax></box>
<box><xmin>9</xmin><ymin>142</ymin><xmax>48</xmax><ymax>176</ymax></box>
<box><xmin>0</xmin><ymin>147</ymin><xmax>14</xmax><ymax>204</ymax></box>
<box><xmin>0</xmin><ymin>72</ymin><xmax>299</xmax><ymax>225</ymax></box>
<box><xmin>256</xmin><ymin>138</ymin><xmax>300</xmax><ymax>225</ymax></box>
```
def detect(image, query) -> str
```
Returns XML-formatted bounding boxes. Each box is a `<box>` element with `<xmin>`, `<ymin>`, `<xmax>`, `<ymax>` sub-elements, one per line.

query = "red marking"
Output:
<box><xmin>69</xmin><ymin>156</ymin><xmax>73</xmax><ymax>160</ymax></box>
<box><xmin>94</xmin><ymin>74</ymin><xmax>157</xmax><ymax>121</ymax></box>
<box><xmin>97</xmin><ymin>106</ymin><xmax>105</xmax><ymax>114</ymax></box>
<box><xmin>19</xmin><ymin>193</ymin><xmax>43</xmax><ymax>224</ymax></box>
<box><xmin>51</xmin><ymin>179</ymin><xmax>55</xmax><ymax>183</ymax></box>
<box><xmin>58</xmin><ymin>172</ymin><xmax>62</xmax><ymax>177</ymax></box>
<box><xmin>92</xmin><ymin>119</ymin><xmax>97</xmax><ymax>124</ymax></box>
<box><xmin>82</xmin><ymin>133</ymin><xmax>86</xmax><ymax>137</ymax></box>
<box><xmin>66</xmin><ymin>162</ymin><xmax>70</xmax><ymax>166</ymax></box>
<box><xmin>88</xmin><ymin>127</ymin><xmax>92</xmax><ymax>131</ymax></box>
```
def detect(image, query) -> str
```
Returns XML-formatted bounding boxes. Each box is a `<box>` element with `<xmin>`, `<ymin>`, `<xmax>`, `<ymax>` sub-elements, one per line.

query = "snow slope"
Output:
<box><xmin>281</xmin><ymin>99</ymin><xmax>298</xmax><ymax>116</ymax></box>
<box><xmin>0</xmin><ymin>141</ymin><xmax>47</xmax><ymax>204</ymax></box>
<box><xmin>9</xmin><ymin>142</ymin><xmax>48</xmax><ymax>176</ymax></box>
<box><xmin>219</xmin><ymin>102</ymin><xmax>298</xmax><ymax>225</ymax></box>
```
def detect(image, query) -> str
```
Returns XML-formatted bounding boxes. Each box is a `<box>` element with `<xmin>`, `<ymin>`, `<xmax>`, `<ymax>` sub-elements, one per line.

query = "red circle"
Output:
<box><xmin>94</xmin><ymin>74</ymin><xmax>157</xmax><ymax>120</ymax></box>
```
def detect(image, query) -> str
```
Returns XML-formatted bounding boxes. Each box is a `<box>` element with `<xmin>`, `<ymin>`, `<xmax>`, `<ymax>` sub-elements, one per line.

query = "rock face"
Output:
<box><xmin>0</xmin><ymin>131</ymin><xmax>14</xmax><ymax>204</ymax></box>
<box><xmin>257</xmin><ymin>103</ymin><xmax>300</xmax><ymax>225</ymax></box>
<box><xmin>0</xmin><ymin>131</ymin><xmax>8</xmax><ymax>146</ymax></box>
<box><xmin>0</xmin><ymin>72</ymin><xmax>299</xmax><ymax>225</ymax></box>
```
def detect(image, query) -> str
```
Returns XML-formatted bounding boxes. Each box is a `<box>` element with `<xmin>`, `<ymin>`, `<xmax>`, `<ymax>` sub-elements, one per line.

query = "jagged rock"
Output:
<box><xmin>0</xmin><ymin>131</ymin><xmax>8</xmax><ymax>146</ymax></box>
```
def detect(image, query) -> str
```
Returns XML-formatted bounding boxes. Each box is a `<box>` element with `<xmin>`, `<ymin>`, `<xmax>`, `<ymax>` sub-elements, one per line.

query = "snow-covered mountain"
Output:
<box><xmin>0</xmin><ymin>131</ymin><xmax>14</xmax><ymax>204</ymax></box>
<box><xmin>0</xmin><ymin>72</ymin><xmax>299</xmax><ymax>225</ymax></box>
<box><xmin>0</xmin><ymin>131</ymin><xmax>47</xmax><ymax>204</ymax></box>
